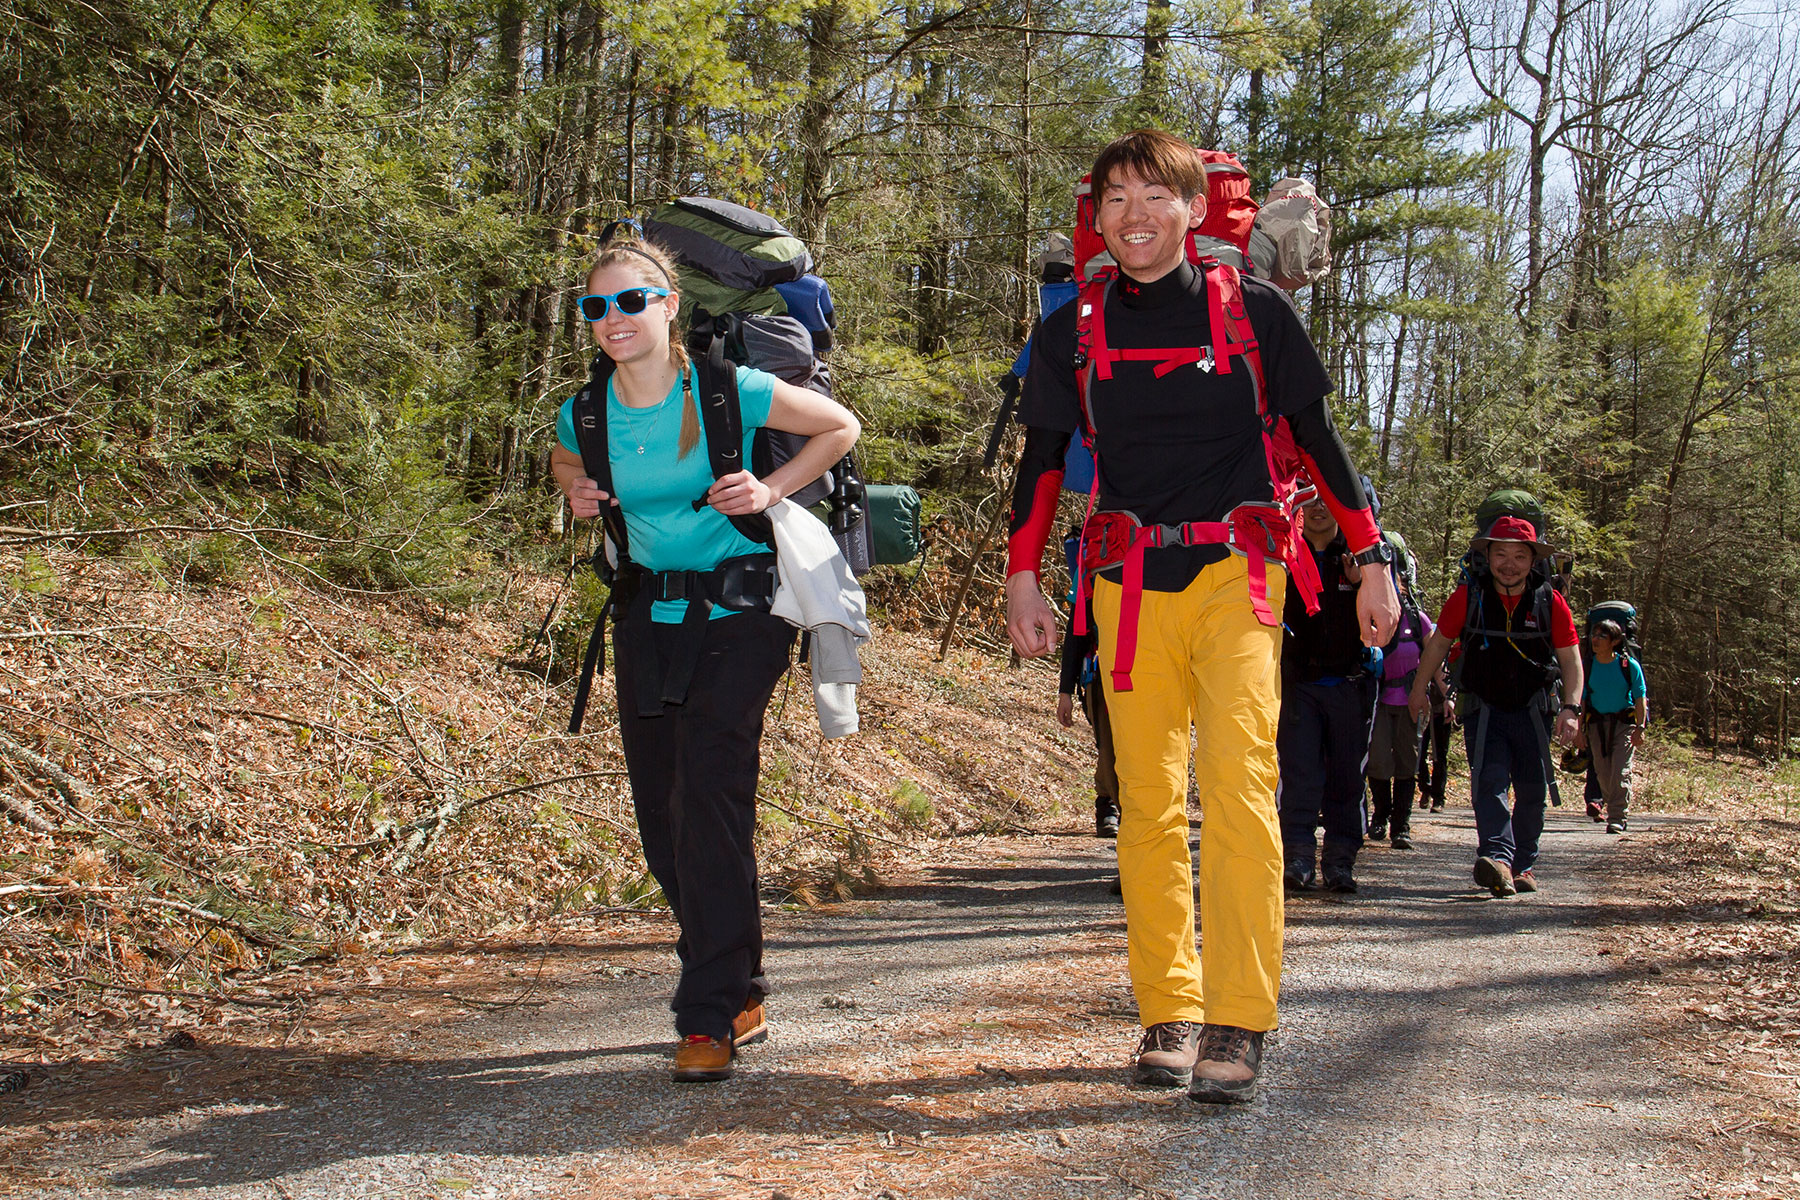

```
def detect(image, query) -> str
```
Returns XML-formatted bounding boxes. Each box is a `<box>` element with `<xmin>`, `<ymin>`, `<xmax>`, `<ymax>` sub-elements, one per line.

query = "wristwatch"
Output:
<box><xmin>1350</xmin><ymin>540</ymin><xmax>1396</xmax><ymax>568</ymax></box>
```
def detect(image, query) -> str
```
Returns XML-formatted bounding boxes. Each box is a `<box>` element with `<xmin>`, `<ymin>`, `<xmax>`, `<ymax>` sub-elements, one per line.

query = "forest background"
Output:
<box><xmin>4</xmin><ymin>0</ymin><xmax>1799</xmax><ymax>750</ymax></box>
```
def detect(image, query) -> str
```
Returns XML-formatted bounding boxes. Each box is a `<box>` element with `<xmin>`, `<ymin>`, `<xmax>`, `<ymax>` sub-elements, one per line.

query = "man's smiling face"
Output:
<box><xmin>1094</xmin><ymin>169</ymin><xmax>1204</xmax><ymax>284</ymax></box>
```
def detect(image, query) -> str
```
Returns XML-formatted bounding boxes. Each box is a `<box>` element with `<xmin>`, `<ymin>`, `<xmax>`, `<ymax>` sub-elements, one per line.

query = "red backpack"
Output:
<box><xmin>1067</xmin><ymin>155</ymin><xmax>1324</xmax><ymax>691</ymax></box>
<box><xmin>1071</xmin><ymin>150</ymin><xmax>1261</xmax><ymax>284</ymax></box>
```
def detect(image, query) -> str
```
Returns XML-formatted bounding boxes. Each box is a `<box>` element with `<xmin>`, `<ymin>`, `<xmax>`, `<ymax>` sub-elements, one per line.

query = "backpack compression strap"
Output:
<box><xmin>567</xmin><ymin>351</ymin><xmax>633</xmax><ymax>736</ymax></box>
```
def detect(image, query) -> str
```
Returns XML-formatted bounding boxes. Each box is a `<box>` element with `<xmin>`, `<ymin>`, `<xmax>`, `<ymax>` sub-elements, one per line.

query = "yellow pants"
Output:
<box><xmin>1093</xmin><ymin>556</ymin><xmax>1286</xmax><ymax>1031</ymax></box>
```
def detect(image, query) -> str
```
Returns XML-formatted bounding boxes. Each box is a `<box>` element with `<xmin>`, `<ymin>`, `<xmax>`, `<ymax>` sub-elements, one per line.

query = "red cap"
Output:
<box><xmin>1472</xmin><ymin>515</ymin><xmax>1552</xmax><ymax>559</ymax></box>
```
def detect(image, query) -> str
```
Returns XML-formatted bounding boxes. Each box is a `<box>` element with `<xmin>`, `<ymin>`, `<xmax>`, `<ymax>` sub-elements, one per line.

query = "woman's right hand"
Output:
<box><xmin>566</xmin><ymin>476</ymin><xmax>613</xmax><ymax>520</ymax></box>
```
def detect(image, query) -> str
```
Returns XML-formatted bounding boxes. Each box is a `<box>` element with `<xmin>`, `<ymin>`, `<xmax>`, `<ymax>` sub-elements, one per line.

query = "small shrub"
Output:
<box><xmin>892</xmin><ymin>780</ymin><xmax>933</xmax><ymax>830</ymax></box>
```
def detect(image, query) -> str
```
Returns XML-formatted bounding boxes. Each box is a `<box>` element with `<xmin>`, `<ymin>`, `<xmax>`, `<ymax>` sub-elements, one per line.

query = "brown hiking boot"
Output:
<box><xmin>1133</xmin><ymin>1021</ymin><xmax>1201</xmax><ymax>1088</ymax></box>
<box><xmin>1512</xmin><ymin>869</ymin><xmax>1538</xmax><ymax>893</ymax></box>
<box><xmin>1474</xmin><ymin>856</ymin><xmax>1516</xmax><ymax>898</ymax></box>
<box><xmin>672</xmin><ymin>1034</ymin><xmax>734</xmax><ymax>1083</ymax></box>
<box><xmin>732</xmin><ymin>998</ymin><xmax>768</xmax><ymax>1047</ymax></box>
<box><xmin>1189</xmin><ymin>1024</ymin><xmax>1266</xmax><ymax>1105</ymax></box>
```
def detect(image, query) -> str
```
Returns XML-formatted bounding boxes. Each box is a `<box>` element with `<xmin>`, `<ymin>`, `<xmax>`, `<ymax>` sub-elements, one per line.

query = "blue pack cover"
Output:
<box><xmin>773</xmin><ymin>275</ymin><xmax>836</xmax><ymax>333</ymax></box>
<box><xmin>1011</xmin><ymin>278</ymin><xmax>1092</xmax><ymax>494</ymax></box>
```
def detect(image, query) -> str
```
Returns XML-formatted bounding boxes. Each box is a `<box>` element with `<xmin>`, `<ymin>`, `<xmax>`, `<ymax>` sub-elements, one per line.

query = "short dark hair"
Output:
<box><xmin>1091</xmin><ymin>129</ymin><xmax>1207</xmax><ymax>201</ymax></box>
<box><xmin>1592</xmin><ymin>619</ymin><xmax>1624</xmax><ymax>644</ymax></box>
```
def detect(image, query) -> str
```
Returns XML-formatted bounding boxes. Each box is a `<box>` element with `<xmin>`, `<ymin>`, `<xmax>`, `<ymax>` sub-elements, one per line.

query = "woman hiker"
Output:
<box><xmin>549</xmin><ymin>237</ymin><xmax>859</xmax><ymax>1082</ymax></box>
<box><xmin>1578</xmin><ymin>619</ymin><xmax>1648</xmax><ymax>834</ymax></box>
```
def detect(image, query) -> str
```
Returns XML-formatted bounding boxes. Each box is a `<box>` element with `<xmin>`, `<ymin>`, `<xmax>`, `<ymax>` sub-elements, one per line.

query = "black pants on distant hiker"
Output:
<box><xmin>1277</xmin><ymin>674</ymin><xmax>1377</xmax><ymax>871</ymax></box>
<box><xmin>614</xmin><ymin>608</ymin><xmax>794</xmax><ymax>1042</ymax></box>
<box><xmin>1416</xmin><ymin>707</ymin><xmax>1452</xmax><ymax>805</ymax></box>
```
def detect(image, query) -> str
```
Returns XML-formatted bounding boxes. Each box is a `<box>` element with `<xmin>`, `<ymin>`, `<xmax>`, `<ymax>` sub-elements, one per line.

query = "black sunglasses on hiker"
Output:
<box><xmin>578</xmin><ymin>286</ymin><xmax>670</xmax><ymax>321</ymax></box>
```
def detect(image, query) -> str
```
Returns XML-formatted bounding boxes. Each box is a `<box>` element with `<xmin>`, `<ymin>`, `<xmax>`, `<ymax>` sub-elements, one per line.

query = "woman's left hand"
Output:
<box><xmin>1629</xmin><ymin>725</ymin><xmax>1644</xmax><ymax>749</ymax></box>
<box><xmin>707</xmin><ymin>470</ymin><xmax>777</xmax><ymax>516</ymax></box>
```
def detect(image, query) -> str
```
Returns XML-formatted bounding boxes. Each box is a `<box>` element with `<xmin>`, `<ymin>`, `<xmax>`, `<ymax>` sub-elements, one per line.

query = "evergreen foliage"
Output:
<box><xmin>3</xmin><ymin>0</ymin><xmax>1798</xmax><ymax>749</ymax></box>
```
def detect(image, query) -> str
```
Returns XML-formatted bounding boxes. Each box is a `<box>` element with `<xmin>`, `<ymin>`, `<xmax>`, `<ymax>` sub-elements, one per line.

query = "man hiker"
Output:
<box><xmin>1277</xmin><ymin>496</ymin><xmax>1382</xmax><ymax>895</ymax></box>
<box><xmin>1004</xmin><ymin>129</ymin><xmax>1397</xmax><ymax>1104</ymax></box>
<box><xmin>1415</xmin><ymin>662</ymin><xmax>1454</xmax><ymax>812</ymax></box>
<box><xmin>1408</xmin><ymin>517</ymin><xmax>1583</xmax><ymax>897</ymax></box>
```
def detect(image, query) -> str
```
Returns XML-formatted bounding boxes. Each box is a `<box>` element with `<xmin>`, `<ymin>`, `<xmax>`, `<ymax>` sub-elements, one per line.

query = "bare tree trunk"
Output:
<box><xmin>796</xmin><ymin>3</ymin><xmax>842</xmax><ymax>245</ymax></box>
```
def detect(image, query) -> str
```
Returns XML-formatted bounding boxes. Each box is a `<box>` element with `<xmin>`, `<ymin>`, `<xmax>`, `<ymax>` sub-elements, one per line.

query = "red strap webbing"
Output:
<box><xmin>1069</xmin><ymin>262</ymin><xmax>1325</xmax><ymax>688</ymax></box>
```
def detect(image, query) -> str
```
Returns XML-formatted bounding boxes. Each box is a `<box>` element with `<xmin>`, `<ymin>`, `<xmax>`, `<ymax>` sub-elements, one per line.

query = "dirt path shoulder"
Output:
<box><xmin>0</xmin><ymin>805</ymin><xmax>1766</xmax><ymax>1200</ymax></box>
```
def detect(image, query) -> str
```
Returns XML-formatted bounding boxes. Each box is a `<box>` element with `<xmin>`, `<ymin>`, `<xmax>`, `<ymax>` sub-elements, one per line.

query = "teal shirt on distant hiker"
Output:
<box><xmin>1583</xmin><ymin>655</ymin><xmax>1647</xmax><ymax>715</ymax></box>
<box><xmin>557</xmin><ymin>364</ymin><xmax>777</xmax><ymax>623</ymax></box>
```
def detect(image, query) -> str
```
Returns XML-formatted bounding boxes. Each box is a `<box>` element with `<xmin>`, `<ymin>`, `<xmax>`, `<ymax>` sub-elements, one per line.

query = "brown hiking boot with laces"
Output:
<box><xmin>1133</xmin><ymin>1020</ymin><xmax>1201</xmax><ymax>1088</ymax></box>
<box><xmin>1188</xmin><ymin>1024</ymin><xmax>1266</xmax><ymax>1105</ymax></box>
<box><xmin>732</xmin><ymin>998</ymin><xmax>768</xmax><ymax>1047</ymax></box>
<box><xmin>672</xmin><ymin>1034</ymin><xmax>734</xmax><ymax>1083</ymax></box>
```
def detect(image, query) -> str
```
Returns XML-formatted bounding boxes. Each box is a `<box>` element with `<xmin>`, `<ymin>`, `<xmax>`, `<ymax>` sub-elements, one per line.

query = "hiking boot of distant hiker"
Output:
<box><xmin>1189</xmin><ymin>1025</ymin><xmax>1265</xmax><ymax>1105</ymax></box>
<box><xmin>1512</xmin><ymin>869</ymin><xmax>1539</xmax><ymax>894</ymax></box>
<box><xmin>732</xmin><ymin>998</ymin><xmax>768</xmax><ymax>1047</ymax></box>
<box><xmin>1282</xmin><ymin>857</ymin><xmax>1317</xmax><ymax>893</ymax></box>
<box><xmin>1321</xmin><ymin>862</ymin><xmax>1358</xmax><ymax>894</ymax></box>
<box><xmin>1133</xmin><ymin>1021</ymin><xmax>1201</xmax><ymax>1088</ymax></box>
<box><xmin>1606</xmin><ymin>820</ymin><xmax>1626</xmax><ymax>834</ymax></box>
<box><xmin>1367</xmin><ymin>779</ymin><xmax>1392</xmax><ymax>842</ymax></box>
<box><xmin>1474</xmin><ymin>856</ymin><xmax>1516</xmax><ymax>898</ymax></box>
<box><xmin>1390</xmin><ymin>782</ymin><xmax>1417</xmax><ymax>842</ymax></box>
<box><xmin>672</xmin><ymin>1034</ymin><xmax>734</xmax><ymax>1082</ymax></box>
<box><xmin>1586</xmin><ymin>800</ymin><xmax>1604</xmax><ymax>822</ymax></box>
<box><xmin>1430</xmin><ymin>798</ymin><xmax>1445</xmax><ymax>813</ymax></box>
<box><xmin>1095</xmin><ymin>796</ymin><xmax>1121</xmax><ymax>839</ymax></box>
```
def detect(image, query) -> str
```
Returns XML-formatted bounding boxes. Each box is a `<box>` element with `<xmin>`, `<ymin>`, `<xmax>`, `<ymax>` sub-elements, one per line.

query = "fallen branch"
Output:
<box><xmin>0</xmin><ymin>883</ymin><xmax>126</xmax><ymax>898</ymax></box>
<box><xmin>0</xmin><ymin>788</ymin><xmax>56</xmax><ymax>833</ymax></box>
<box><xmin>127</xmin><ymin>895</ymin><xmax>295</xmax><ymax>949</ymax></box>
<box><xmin>389</xmin><ymin>769</ymin><xmax>630</xmax><ymax>873</ymax></box>
<box><xmin>758</xmin><ymin>794</ymin><xmax>913</xmax><ymax>849</ymax></box>
<box><xmin>0</xmin><ymin>732</ymin><xmax>92</xmax><ymax>809</ymax></box>
<box><xmin>87</xmin><ymin>981</ymin><xmax>301</xmax><ymax>1010</ymax></box>
<box><xmin>0</xmin><ymin>624</ymin><xmax>180</xmax><ymax>643</ymax></box>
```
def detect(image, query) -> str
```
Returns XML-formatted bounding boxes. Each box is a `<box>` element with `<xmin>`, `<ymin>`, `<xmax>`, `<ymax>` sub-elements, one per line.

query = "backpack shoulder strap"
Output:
<box><xmin>570</xmin><ymin>353</ymin><xmax>631</xmax><ymax>562</ymax></box>
<box><xmin>688</xmin><ymin>313</ymin><xmax>775</xmax><ymax>547</ymax></box>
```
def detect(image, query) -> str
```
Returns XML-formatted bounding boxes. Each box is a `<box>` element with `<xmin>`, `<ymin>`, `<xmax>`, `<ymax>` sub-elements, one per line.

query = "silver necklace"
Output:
<box><xmin>616</xmin><ymin>368</ymin><xmax>688</xmax><ymax>455</ymax></box>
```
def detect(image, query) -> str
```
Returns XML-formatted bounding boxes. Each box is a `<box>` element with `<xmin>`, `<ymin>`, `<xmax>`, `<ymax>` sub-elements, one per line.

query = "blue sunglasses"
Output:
<box><xmin>577</xmin><ymin>286</ymin><xmax>670</xmax><ymax>321</ymax></box>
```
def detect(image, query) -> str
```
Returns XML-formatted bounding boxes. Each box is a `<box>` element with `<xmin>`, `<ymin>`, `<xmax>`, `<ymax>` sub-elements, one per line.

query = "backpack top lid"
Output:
<box><xmin>1586</xmin><ymin>600</ymin><xmax>1641</xmax><ymax>648</ymax></box>
<box><xmin>1474</xmin><ymin>489</ymin><xmax>1546</xmax><ymax>541</ymax></box>
<box><xmin>642</xmin><ymin>198</ymin><xmax>813</xmax><ymax>319</ymax></box>
<box><xmin>1249</xmin><ymin>179</ymin><xmax>1333</xmax><ymax>290</ymax></box>
<box><xmin>1071</xmin><ymin>150</ymin><xmax>1258</xmax><ymax>285</ymax></box>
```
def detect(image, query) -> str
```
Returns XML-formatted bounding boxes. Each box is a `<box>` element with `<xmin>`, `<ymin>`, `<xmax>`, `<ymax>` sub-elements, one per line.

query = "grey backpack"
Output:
<box><xmin>1247</xmin><ymin>179</ymin><xmax>1333</xmax><ymax>290</ymax></box>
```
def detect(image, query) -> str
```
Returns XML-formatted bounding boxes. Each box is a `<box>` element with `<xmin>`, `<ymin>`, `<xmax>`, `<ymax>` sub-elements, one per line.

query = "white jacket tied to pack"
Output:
<box><xmin>767</xmin><ymin>500</ymin><xmax>870</xmax><ymax>739</ymax></box>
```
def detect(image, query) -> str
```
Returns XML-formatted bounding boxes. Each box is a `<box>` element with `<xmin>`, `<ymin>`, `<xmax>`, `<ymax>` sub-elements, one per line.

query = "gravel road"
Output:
<box><xmin>2</xmin><ymin>803</ymin><xmax>1722</xmax><ymax>1199</ymax></box>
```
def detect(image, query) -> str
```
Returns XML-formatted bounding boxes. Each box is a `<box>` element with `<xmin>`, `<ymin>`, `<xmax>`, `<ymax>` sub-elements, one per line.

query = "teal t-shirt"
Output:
<box><xmin>1583</xmin><ymin>654</ymin><xmax>1646</xmax><ymax>715</ymax></box>
<box><xmin>557</xmin><ymin>365</ymin><xmax>778</xmax><ymax>622</ymax></box>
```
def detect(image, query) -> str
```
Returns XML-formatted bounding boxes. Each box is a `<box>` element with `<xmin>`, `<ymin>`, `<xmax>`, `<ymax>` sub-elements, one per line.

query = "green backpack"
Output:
<box><xmin>1473</xmin><ymin>488</ymin><xmax>1546</xmax><ymax>539</ymax></box>
<box><xmin>642</xmin><ymin>198</ymin><xmax>812</xmax><ymax>319</ymax></box>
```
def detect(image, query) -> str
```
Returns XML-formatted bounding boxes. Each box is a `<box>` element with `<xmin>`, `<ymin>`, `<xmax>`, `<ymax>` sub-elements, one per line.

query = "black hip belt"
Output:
<box><xmin>567</xmin><ymin>553</ymin><xmax>779</xmax><ymax>733</ymax></box>
<box><xmin>639</xmin><ymin>555</ymin><xmax>778</xmax><ymax>609</ymax></box>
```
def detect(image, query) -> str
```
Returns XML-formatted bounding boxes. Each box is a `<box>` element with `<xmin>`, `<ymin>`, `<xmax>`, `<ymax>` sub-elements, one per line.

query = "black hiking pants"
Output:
<box><xmin>1276</xmin><ymin>674</ymin><xmax>1377</xmax><ymax>869</ymax></box>
<box><xmin>1416</xmin><ymin>705</ymin><xmax>1453</xmax><ymax>803</ymax></box>
<box><xmin>614</xmin><ymin>607</ymin><xmax>794</xmax><ymax>1041</ymax></box>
